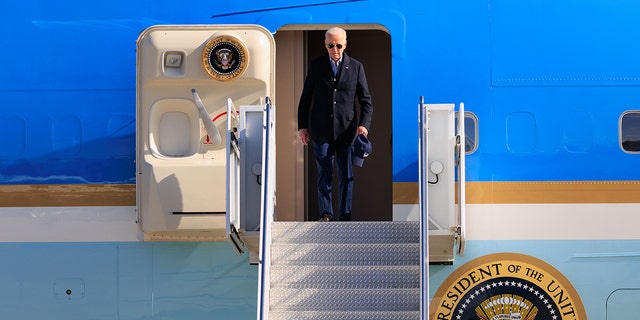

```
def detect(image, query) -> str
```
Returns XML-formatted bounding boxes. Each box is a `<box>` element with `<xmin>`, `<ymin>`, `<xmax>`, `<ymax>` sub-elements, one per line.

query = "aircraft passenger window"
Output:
<box><xmin>456</xmin><ymin>111</ymin><xmax>478</xmax><ymax>154</ymax></box>
<box><xmin>621</xmin><ymin>111</ymin><xmax>640</xmax><ymax>152</ymax></box>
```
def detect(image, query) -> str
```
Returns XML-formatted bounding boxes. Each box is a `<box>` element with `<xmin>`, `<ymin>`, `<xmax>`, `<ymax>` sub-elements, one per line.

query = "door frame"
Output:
<box><xmin>274</xmin><ymin>25</ymin><xmax>393</xmax><ymax>221</ymax></box>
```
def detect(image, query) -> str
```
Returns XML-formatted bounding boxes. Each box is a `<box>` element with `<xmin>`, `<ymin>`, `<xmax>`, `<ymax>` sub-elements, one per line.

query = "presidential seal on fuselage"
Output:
<box><xmin>430</xmin><ymin>253</ymin><xmax>586</xmax><ymax>320</ymax></box>
<box><xmin>202</xmin><ymin>35</ymin><xmax>248</xmax><ymax>81</ymax></box>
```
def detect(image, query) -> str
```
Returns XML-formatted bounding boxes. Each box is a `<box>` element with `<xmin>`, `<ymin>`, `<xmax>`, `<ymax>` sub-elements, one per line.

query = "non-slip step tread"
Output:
<box><xmin>271</xmin><ymin>221</ymin><xmax>420</xmax><ymax>244</ymax></box>
<box><xmin>268</xmin><ymin>310</ymin><xmax>421</xmax><ymax>320</ymax></box>
<box><xmin>270</xmin><ymin>243</ymin><xmax>420</xmax><ymax>266</ymax></box>
<box><xmin>270</xmin><ymin>265</ymin><xmax>420</xmax><ymax>289</ymax></box>
<box><xmin>269</xmin><ymin>288</ymin><xmax>420</xmax><ymax>311</ymax></box>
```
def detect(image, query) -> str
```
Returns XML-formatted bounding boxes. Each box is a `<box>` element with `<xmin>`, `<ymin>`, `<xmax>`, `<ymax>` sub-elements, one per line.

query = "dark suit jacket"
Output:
<box><xmin>297</xmin><ymin>53</ymin><xmax>373</xmax><ymax>147</ymax></box>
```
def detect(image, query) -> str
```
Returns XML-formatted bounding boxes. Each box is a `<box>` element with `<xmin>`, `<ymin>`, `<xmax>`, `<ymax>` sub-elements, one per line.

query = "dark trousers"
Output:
<box><xmin>313</xmin><ymin>140</ymin><xmax>353</xmax><ymax>219</ymax></box>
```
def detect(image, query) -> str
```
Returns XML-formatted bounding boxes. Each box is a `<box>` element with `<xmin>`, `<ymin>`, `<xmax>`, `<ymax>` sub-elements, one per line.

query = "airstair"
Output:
<box><xmin>227</xmin><ymin>98</ymin><xmax>465</xmax><ymax>319</ymax></box>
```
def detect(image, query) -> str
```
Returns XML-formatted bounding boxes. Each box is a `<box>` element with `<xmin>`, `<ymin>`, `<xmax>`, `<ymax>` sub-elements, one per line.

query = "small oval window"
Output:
<box><xmin>620</xmin><ymin>111</ymin><xmax>640</xmax><ymax>153</ymax></box>
<box><xmin>456</xmin><ymin>111</ymin><xmax>478</xmax><ymax>154</ymax></box>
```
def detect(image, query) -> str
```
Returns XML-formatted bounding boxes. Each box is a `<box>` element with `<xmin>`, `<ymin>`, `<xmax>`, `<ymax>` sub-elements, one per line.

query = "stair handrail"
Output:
<box><xmin>456</xmin><ymin>102</ymin><xmax>466</xmax><ymax>255</ymax></box>
<box><xmin>226</xmin><ymin>98</ymin><xmax>243</xmax><ymax>254</ymax></box>
<box><xmin>257</xmin><ymin>97</ymin><xmax>275</xmax><ymax>320</ymax></box>
<box><xmin>418</xmin><ymin>96</ymin><xmax>430</xmax><ymax>318</ymax></box>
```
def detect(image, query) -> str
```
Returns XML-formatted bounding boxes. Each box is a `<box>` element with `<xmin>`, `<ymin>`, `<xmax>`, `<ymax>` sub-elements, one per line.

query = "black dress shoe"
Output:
<box><xmin>338</xmin><ymin>214</ymin><xmax>351</xmax><ymax>221</ymax></box>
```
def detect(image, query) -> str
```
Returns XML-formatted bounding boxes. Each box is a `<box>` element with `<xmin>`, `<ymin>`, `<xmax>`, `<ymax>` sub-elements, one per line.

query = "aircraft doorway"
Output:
<box><xmin>274</xmin><ymin>26</ymin><xmax>392</xmax><ymax>222</ymax></box>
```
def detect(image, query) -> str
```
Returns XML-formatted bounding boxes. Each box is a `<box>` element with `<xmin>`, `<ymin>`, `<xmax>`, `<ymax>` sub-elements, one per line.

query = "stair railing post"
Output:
<box><xmin>418</xmin><ymin>96</ymin><xmax>430</xmax><ymax>318</ymax></box>
<box><xmin>257</xmin><ymin>98</ymin><xmax>276</xmax><ymax>320</ymax></box>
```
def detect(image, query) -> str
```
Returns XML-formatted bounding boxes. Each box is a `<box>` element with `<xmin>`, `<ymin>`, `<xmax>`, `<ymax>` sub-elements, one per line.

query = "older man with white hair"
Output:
<box><xmin>297</xmin><ymin>26</ymin><xmax>374</xmax><ymax>222</ymax></box>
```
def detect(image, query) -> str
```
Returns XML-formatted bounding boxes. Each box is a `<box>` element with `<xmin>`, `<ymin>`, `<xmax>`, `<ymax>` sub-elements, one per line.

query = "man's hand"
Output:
<box><xmin>298</xmin><ymin>129</ymin><xmax>310</xmax><ymax>145</ymax></box>
<box><xmin>357</xmin><ymin>126</ymin><xmax>368</xmax><ymax>136</ymax></box>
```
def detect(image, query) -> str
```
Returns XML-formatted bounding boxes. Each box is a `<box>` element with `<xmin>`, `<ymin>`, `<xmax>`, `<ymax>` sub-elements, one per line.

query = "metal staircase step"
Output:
<box><xmin>270</xmin><ymin>265</ymin><xmax>419</xmax><ymax>289</ymax></box>
<box><xmin>268</xmin><ymin>310</ymin><xmax>421</xmax><ymax>320</ymax></box>
<box><xmin>270</xmin><ymin>243</ymin><xmax>419</xmax><ymax>266</ymax></box>
<box><xmin>269</xmin><ymin>288</ymin><xmax>420</xmax><ymax>312</ymax></box>
<box><xmin>271</xmin><ymin>221</ymin><xmax>419</xmax><ymax>244</ymax></box>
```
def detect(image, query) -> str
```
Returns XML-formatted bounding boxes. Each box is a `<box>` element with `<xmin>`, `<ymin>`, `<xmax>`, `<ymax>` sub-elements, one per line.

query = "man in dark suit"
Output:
<box><xmin>297</xmin><ymin>27</ymin><xmax>374</xmax><ymax>221</ymax></box>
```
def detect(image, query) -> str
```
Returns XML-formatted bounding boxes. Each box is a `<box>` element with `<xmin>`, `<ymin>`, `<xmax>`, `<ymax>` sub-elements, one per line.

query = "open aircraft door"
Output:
<box><xmin>136</xmin><ymin>25</ymin><xmax>274</xmax><ymax>248</ymax></box>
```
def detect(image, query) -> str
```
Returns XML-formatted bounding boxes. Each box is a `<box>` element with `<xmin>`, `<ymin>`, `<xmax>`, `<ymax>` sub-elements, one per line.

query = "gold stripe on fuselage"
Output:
<box><xmin>1</xmin><ymin>181</ymin><xmax>638</xmax><ymax>207</ymax></box>
<box><xmin>0</xmin><ymin>184</ymin><xmax>135</xmax><ymax>207</ymax></box>
<box><xmin>394</xmin><ymin>181</ymin><xmax>640</xmax><ymax>204</ymax></box>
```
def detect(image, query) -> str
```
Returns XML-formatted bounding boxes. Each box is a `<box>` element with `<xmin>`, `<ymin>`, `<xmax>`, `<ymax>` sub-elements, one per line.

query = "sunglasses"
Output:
<box><xmin>327</xmin><ymin>43</ymin><xmax>344</xmax><ymax>49</ymax></box>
